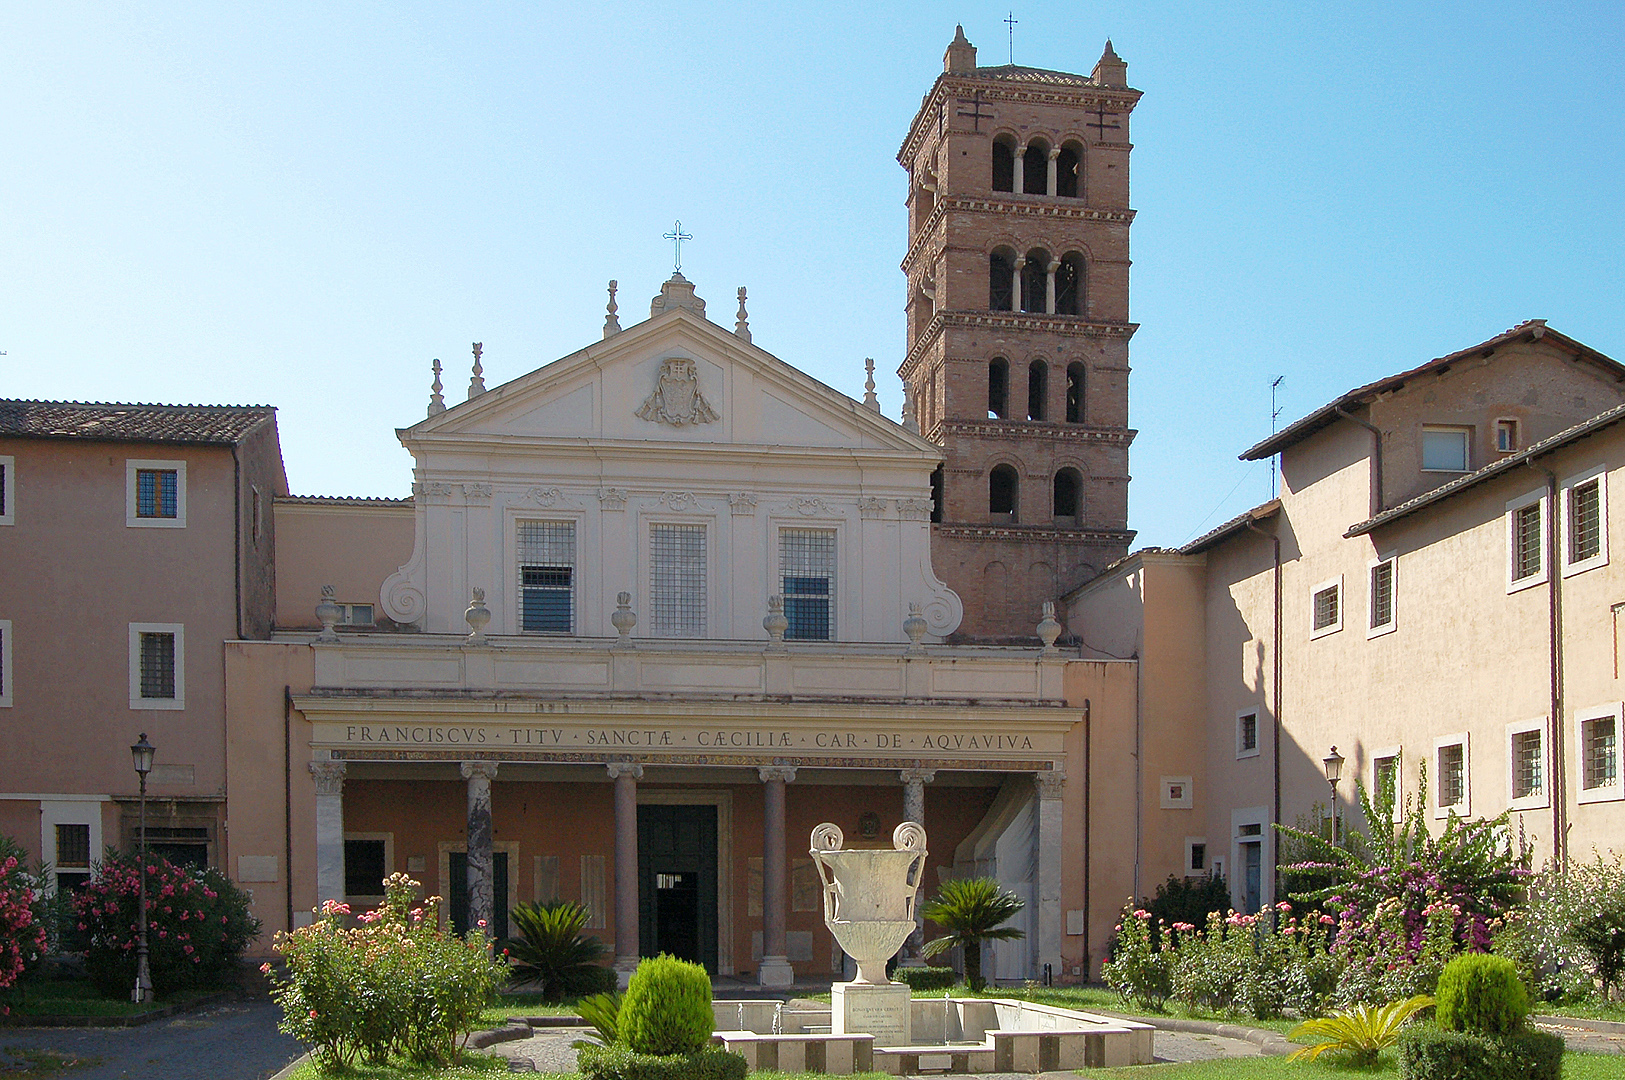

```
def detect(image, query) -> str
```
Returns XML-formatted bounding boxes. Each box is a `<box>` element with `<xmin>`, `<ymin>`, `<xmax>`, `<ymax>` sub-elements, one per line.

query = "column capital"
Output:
<box><xmin>1033</xmin><ymin>770</ymin><xmax>1066</xmax><ymax>799</ymax></box>
<box><xmin>606</xmin><ymin>761</ymin><xmax>644</xmax><ymax>781</ymax></box>
<box><xmin>309</xmin><ymin>760</ymin><xmax>346</xmax><ymax>795</ymax></box>
<box><xmin>758</xmin><ymin>765</ymin><xmax>797</xmax><ymax>784</ymax></box>
<box><xmin>1048</xmin><ymin>145</ymin><xmax>1062</xmax><ymax>159</ymax></box>
<box><xmin>899</xmin><ymin>768</ymin><xmax>937</xmax><ymax>785</ymax></box>
<box><xmin>460</xmin><ymin>760</ymin><xmax>499</xmax><ymax>781</ymax></box>
<box><xmin>1047</xmin><ymin>259</ymin><xmax>1062</xmax><ymax>273</ymax></box>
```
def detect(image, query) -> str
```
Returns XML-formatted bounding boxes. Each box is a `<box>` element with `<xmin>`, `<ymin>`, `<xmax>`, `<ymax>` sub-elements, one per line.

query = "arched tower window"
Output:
<box><xmin>930</xmin><ymin>465</ymin><xmax>944</xmax><ymax>523</ymax></box>
<box><xmin>988</xmin><ymin>357</ymin><xmax>1009</xmax><ymax>419</ymax></box>
<box><xmin>1022</xmin><ymin>140</ymin><xmax>1049</xmax><ymax>195</ymax></box>
<box><xmin>1028</xmin><ymin>360</ymin><xmax>1048</xmax><ymax>421</ymax></box>
<box><xmin>1020</xmin><ymin>248</ymin><xmax>1049</xmax><ymax>313</ymax></box>
<box><xmin>1053</xmin><ymin>468</ymin><xmax>1082</xmax><ymax>520</ymax></box>
<box><xmin>1054</xmin><ymin>252</ymin><xmax>1084</xmax><ymax>315</ymax></box>
<box><xmin>989</xmin><ymin>464</ymin><xmax>1018</xmax><ymax>517</ymax></box>
<box><xmin>989</xmin><ymin>249</ymin><xmax>1015</xmax><ymax>311</ymax></box>
<box><xmin>1065</xmin><ymin>363</ymin><xmax>1085</xmax><ymax>423</ymax></box>
<box><xmin>992</xmin><ymin>138</ymin><xmax>1016</xmax><ymax>192</ymax></box>
<box><xmin>1057</xmin><ymin>142</ymin><xmax>1083</xmax><ymax>198</ymax></box>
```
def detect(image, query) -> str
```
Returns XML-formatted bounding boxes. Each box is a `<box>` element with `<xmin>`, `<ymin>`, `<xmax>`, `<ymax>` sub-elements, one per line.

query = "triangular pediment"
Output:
<box><xmin>402</xmin><ymin>307</ymin><xmax>933</xmax><ymax>457</ymax></box>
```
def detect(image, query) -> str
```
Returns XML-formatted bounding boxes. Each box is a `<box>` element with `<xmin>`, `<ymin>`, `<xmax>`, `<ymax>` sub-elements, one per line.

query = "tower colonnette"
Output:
<box><xmin>899</xmin><ymin>27</ymin><xmax>1140</xmax><ymax>641</ymax></box>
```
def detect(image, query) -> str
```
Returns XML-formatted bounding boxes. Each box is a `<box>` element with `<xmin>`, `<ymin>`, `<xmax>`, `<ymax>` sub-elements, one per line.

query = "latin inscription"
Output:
<box><xmin>338</xmin><ymin>723</ymin><xmax>1037</xmax><ymax>753</ymax></box>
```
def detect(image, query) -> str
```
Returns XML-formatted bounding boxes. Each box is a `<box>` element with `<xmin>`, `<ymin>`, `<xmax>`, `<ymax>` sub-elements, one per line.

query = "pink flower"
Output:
<box><xmin>1172</xmin><ymin>921</ymin><xmax>1195</xmax><ymax>932</ymax></box>
<box><xmin>1320</xmin><ymin>915</ymin><xmax>1335</xmax><ymax>924</ymax></box>
<box><xmin>1133</xmin><ymin>910</ymin><xmax>1152</xmax><ymax>921</ymax></box>
<box><xmin>260</xmin><ymin>963</ymin><xmax>272</xmax><ymax>974</ymax></box>
<box><xmin>309</xmin><ymin>1009</ymin><xmax>318</xmax><ymax>1018</ymax></box>
<box><xmin>1276</xmin><ymin>901</ymin><xmax>1292</xmax><ymax>912</ymax></box>
<box><xmin>477</xmin><ymin>918</ymin><xmax>487</xmax><ymax>928</ymax></box>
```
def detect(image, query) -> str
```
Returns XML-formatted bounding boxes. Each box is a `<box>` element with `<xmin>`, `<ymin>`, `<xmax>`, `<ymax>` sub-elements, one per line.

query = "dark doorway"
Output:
<box><xmin>638</xmin><ymin>804</ymin><xmax>718</xmax><ymax>971</ymax></box>
<box><xmin>449</xmin><ymin>850</ymin><xmax>510</xmax><ymax>940</ymax></box>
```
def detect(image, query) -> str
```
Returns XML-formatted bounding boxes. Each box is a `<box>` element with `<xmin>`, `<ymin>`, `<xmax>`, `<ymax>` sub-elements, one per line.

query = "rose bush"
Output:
<box><xmin>75</xmin><ymin>851</ymin><xmax>259</xmax><ymax>999</ymax></box>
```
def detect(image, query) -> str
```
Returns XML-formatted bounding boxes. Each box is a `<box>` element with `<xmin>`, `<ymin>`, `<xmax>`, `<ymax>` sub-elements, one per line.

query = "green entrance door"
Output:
<box><xmin>637</xmin><ymin>804</ymin><xmax>718</xmax><ymax>971</ymax></box>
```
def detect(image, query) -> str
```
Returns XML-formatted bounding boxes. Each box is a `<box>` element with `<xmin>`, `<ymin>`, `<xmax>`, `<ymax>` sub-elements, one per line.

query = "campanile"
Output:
<box><xmin>898</xmin><ymin>27</ymin><xmax>1140</xmax><ymax>641</ymax></box>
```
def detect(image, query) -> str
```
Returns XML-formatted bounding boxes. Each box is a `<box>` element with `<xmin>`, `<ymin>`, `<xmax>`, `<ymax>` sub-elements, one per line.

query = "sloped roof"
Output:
<box><xmin>1179</xmin><ymin>499</ymin><xmax>1282</xmax><ymax>554</ymax></box>
<box><xmin>961</xmin><ymin>64</ymin><xmax>1097</xmax><ymax>87</ymax></box>
<box><xmin>1345</xmin><ymin>401</ymin><xmax>1625</xmax><ymax>537</ymax></box>
<box><xmin>1240</xmin><ymin>322</ymin><xmax>1625</xmax><ymax>461</ymax></box>
<box><xmin>0</xmin><ymin>400</ymin><xmax>276</xmax><ymax>445</ymax></box>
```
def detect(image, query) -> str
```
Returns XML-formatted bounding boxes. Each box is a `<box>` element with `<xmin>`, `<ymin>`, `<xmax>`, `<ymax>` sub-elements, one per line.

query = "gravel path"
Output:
<box><xmin>0</xmin><ymin>999</ymin><xmax>304</xmax><ymax>1080</ymax></box>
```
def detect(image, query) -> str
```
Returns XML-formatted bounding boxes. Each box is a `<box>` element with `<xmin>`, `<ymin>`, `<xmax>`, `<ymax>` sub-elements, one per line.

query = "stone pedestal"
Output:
<box><xmin>832</xmin><ymin>982</ymin><xmax>911</xmax><ymax>1047</ymax></box>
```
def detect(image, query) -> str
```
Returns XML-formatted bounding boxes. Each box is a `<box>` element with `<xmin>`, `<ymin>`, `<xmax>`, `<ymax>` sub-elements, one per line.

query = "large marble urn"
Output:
<box><xmin>810</xmin><ymin>821</ymin><xmax>927</xmax><ymax>984</ymax></box>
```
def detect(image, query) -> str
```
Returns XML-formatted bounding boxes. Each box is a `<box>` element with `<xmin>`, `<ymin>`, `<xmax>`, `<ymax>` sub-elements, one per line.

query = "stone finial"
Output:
<box><xmin>1037</xmin><ymin>600</ymin><xmax>1063</xmax><ymax>652</ymax></box>
<box><xmin>903</xmin><ymin>603</ymin><xmax>928</xmax><ymax>653</ymax></box>
<box><xmin>650</xmin><ymin>272</ymin><xmax>706</xmax><ymax>319</ymax></box>
<box><xmin>465</xmin><ymin>587</ymin><xmax>492</xmax><ymax>645</ymax></box>
<box><xmin>944</xmin><ymin>23</ymin><xmax>977</xmax><ymax>72</ymax></box>
<box><xmin>467</xmin><ymin>342</ymin><xmax>486</xmax><ymax>399</ymax></box>
<box><xmin>901</xmin><ymin>382</ymin><xmax>918</xmax><ymax>434</ymax></box>
<box><xmin>1092</xmin><ymin>39</ymin><xmax>1128</xmax><ymax>88</ymax></box>
<box><xmin>862</xmin><ymin>358</ymin><xmax>881</xmax><ymax>411</ymax></box>
<box><xmin>763</xmin><ymin>594</ymin><xmax>789</xmax><ymax>647</ymax></box>
<box><xmin>315</xmin><ymin>585</ymin><xmax>341</xmax><ymax>643</ymax></box>
<box><xmin>734</xmin><ymin>287</ymin><xmax>751</xmax><ymax>342</ymax></box>
<box><xmin>603</xmin><ymin>280</ymin><xmax>622</xmax><ymax>339</ymax></box>
<box><xmin>611</xmin><ymin>591</ymin><xmax>637</xmax><ymax>645</ymax></box>
<box><xmin>427</xmin><ymin>359</ymin><xmax>446</xmax><ymax>416</ymax></box>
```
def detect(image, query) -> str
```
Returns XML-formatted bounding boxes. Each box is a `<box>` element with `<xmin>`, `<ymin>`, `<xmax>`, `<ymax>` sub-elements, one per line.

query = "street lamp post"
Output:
<box><xmin>131</xmin><ymin>734</ymin><xmax>155</xmax><ymax>1004</ymax></box>
<box><xmin>1322</xmin><ymin>746</ymin><xmax>1345</xmax><ymax>844</ymax></box>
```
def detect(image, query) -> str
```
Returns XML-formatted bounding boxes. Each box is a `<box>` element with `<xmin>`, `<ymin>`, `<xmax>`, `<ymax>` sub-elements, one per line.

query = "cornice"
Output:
<box><xmin>901</xmin><ymin>78</ymin><xmax>1142</xmax><ymax>164</ymax></box>
<box><xmin>900</xmin><ymin>313</ymin><xmax>1138</xmax><ymax>379</ymax></box>
<box><xmin>934</xmin><ymin>523</ymin><xmax>1135</xmax><ymax>544</ymax></box>
<box><xmin>927</xmin><ymin>419</ymin><xmax>1136</xmax><ymax>446</ymax></box>
<box><xmin>903</xmin><ymin>197</ymin><xmax>1135</xmax><ymax>274</ymax></box>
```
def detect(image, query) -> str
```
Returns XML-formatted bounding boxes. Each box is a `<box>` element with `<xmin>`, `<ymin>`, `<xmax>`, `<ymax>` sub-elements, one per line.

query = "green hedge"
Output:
<box><xmin>618</xmin><ymin>954</ymin><xmax>713</xmax><ymax>1056</ymax></box>
<box><xmin>1397</xmin><ymin>1025</ymin><xmax>1563</xmax><ymax>1080</ymax></box>
<box><xmin>578</xmin><ymin>1043</ymin><xmax>747</xmax><ymax>1080</ymax></box>
<box><xmin>1435</xmin><ymin>953</ymin><xmax>1529</xmax><ymax>1036</ymax></box>
<box><xmin>893</xmin><ymin>966</ymin><xmax>958</xmax><ymax>991</ymax></box>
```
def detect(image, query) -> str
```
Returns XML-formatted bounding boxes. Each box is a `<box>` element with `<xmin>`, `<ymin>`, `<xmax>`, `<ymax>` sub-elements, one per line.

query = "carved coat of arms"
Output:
<box><xmin>636</xmin><ymin>357</ymin><xmax>720</xmax><ymax>427</ymax></box>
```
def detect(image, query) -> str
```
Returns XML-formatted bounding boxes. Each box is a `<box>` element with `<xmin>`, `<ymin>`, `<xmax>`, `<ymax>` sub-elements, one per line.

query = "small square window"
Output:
<box><xmin>1160</xmin><ymin>775</ymin><xmax>1193</xmax><ymax>809</ymax></box>
<box><xmin>129</xmin><ymin>623</ymin><xmax>184</xmax><ymax>710</ymax></box>
<box><xmin>1496</xmin><ymin>419</ymin><xmax>1519</xmax><ymax>453</ymax></box>
<box><xmin>1422</xmin><ymin>427</ymin><xmax>1470</xmax><ymax>472</ymax></box>
<box><xmin>1434</xmin><ymin>732</ymin><xmax>1470</xmax><ymax>818</ymax></box>
<box><xmin>1578</xmin><ymin>706</ymin><xmax>1622</xmax><ymax>804</ymax></box>
<box><xmin>1507</xmin><ymin>722</ymin><xmax>1547</xmax><ymax>809</ymax></box>
<box><xmin>337</xmin><ymin>604</ymin><xmax>374</xmax><ymax>626</ymax></box>
<box><xmin>1236</xmin><ymin>711</ymin><xmax>1259</xmax><ymax>758</ymax></box>
<box><xmin>1185</xmin><ymin>838</ymin><xmax>1207</xmax><ymax>876</ymax></box>
<box><xmin>1369</xmin><ymin>557</ymin><xmax>1396</xmax><ymax>635</ymax></box>
<box><xmin>126</xmin><ymin>459</ymin><xmax>187</xmax><ymax>527</ymax></box>
<box><xmin>1311</xmin><ymin>577</ymin><xmax>1342</xmax><ymax>637</ymax></box>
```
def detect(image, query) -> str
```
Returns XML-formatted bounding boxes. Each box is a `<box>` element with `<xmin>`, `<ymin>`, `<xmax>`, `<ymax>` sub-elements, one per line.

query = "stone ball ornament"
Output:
<box><xmin>810</xmin><ymin>821</ymin><xmax>928</xmax><ymax>985</ymax></box>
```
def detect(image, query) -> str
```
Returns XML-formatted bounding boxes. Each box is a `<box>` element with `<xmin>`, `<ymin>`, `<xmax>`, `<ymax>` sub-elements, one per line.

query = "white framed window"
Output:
<box><xmin>1368</xmin><ymin>555</ymin><xmax>1397</xmax><ymax>637</ymax></box>
<box><xmin>1434</xmin><ymin>732</ymin><xmax>1470</xmax><ymax>818</ymax></box>
<box><xmin>0</xmin><ymin>455</ymin><xmax>13</xmax><ymax>526</ymax></box>
<box><xmin>0</xmin><ymin>619</ymin><xmax>11</xmax><ymax>708</ymax></box>
<box><xmin>1370</xmin><ymin>746</ymin><xmax>1403</xmax><ymax>823</ymax></box>
<box><xmin>1505</xmin><ymin>719</ymin><xmax>1550</xmax><ymax>812</ymax></box>
<box><xmin>125</xmin><ymin>459</ymin><xmax>187</xmax><ymax>527</ymax></box>
<box><xmin>336</xmin><ymin>603</ymin><xmax>374</xmax><ymax>626</ymax></box>
<box><xmin>1184</xmin><ymin>837</ymin><xmax>1208</xmax><ymax>877</ymax></box>
<box><xmin>1561</xmin><ymin>467</ymin><xmax>1608</xmax><ymax>577</ymax></box>
<box><xmin>1506</xmin><ymin>489</ymin><xmax>1548</xmax><ymax>592</ymax></box>
<box><xmin>1495</xmin><ymin>419</ymin><xmax>1519</xmax><ymax>453</ymax></box>
<box><xmin>1236</xmin><ymin>709</ymin><xmax>1260</xmax><ymax>759</ymax></box>
<box><xmin>1577</xmin><ymin>703</ymin><xmax>1622</xmax><ymax>804</ymax></box>
<box><xmin>1421</xmin><ymin>426</ymin><xmax>1470</xmax><ymax>472</ymax></box>
<box><xmin>40</xmin><ymin>801</ymin><xmax>103</xmax><ymax>903</ymax></box>
<box><xmin>1231</xmin><ymin>807</ymin><xmax>1271</xmax><ymax>914</ymax></box>
<box><xmin>1160</xmin><ymin>775</ymin><xmax>1193</xmax><ymax>809</ymax></box>
<box><xmin>517</xmin><ymin>521</ymin><xmax>576</xmax><ymax>634</ymax></box>
<box><xmin>129</xmin><ymin>623</ymin><xmax>185</xmax><ymax>709</ymax></box>
<box><xmin>1310</xmin><ymin>576</ymin><xmax>1343</xmax><ymax>638</ymax></box>
<box><xmin>779</xmin><ymin>527</ymin><xmax>836</xmax><ymax>641</ymax></box>
<box><xmin>649</xmin><ymin>522</ymin><xmax>707</xmax><ymax>636</ymax></box>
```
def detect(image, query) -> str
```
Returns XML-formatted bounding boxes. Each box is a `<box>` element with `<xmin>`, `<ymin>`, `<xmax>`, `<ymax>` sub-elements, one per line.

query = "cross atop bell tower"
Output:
<box><xmin>897</xmin><ymin>31</ymin><xmax>1141</xmax><ymax>642</ymax></box>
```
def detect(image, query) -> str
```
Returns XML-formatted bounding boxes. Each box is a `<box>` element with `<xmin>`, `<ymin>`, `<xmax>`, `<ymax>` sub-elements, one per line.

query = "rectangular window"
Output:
<box><xmin>126</xmin><ymin>459</ymin><xmax>186</xmax><ymax>527</ymax></box>
<box><xmin>1236</xmin><ymin>711</ymin><xmax>1259</xmax><ymax>758</ymax></box>
<box><xmin>1372</xmin><ymin>749</ymin><xmax>1401</xmax><ymax>822</ymax></box>
<box><xmin>1579</xmin><ymin>707</ymin><xmax>1622</xmax><ymax>804</ymax></box>
<box><xmin>1422</xmin><ymin>427</ymin><xmax>1470</xmax><ymax>472</ymax></box>
<box><xmin>337</xmin><ymin>603</ymin><xmax>373</xmax><ymax>626</ymax></box>
<box><xmin>1369</xmin><ymin>557</ymin><xmax>1395</xmax><ymax>634</ymax></box>
<box><xmin>1496</xmin><ymin>419</ymin><xmax>1519</xmax><ymax>453</ymax></box>
<box><xmin>517</xmin><ymin>521</ymin><xmax>576</xmax><ymax>634</ymax></box>
<box><xmin>1311</xmin><ymin>578</ymin><xmax>1342</xmax><ymax>636</ymax></box>
<box><xmin>650</xmin><ymin>523</ymin><xmax>706</xmax><ymax>636</ymax></box>
<box><xmin>1434</xmin><ymin>732</ymin><xmax>1470</xmax><ymax>817</ymax></box>
<box><xmin>1507</xmin><ymin>492</ymin><xmax>1546</xmax><ymax>589</ymax></box>
<box><xmin>0</xmin><ymin>619</ymin><xmax>10</xmax><ymax>708</ymax></box>
<box><xmin>1509</xmin><ymin>725</ymin><xmax>1545</xmax><ymax>805</ymax></box>
<box><xmin>780</xmin><ymin>528</ymin><xmax>836</xmax><ymax>641</ymax></box>
<box><xmin>1564</xmin><ymin>471</ymin><xmax>1607</xmax><ymax>574</ymax></box>
<box><xmin>1185</xmin><ymin>839</ymin><xmax>1207</xmax><ymax>876</ymax></box>
<box><xmin>0</xmin><ymin>455</ymin><xmax>13</xmax><ymax>525</ymax></box>
<box><xmin>344</xmin><ymin>838</ymin><xmax>388</xmax><ymax>897</ymax></box>
<box><xmin>129</xmin><ymin>623</ymin><xmax>184</xmax><ymax>709</ymax></box>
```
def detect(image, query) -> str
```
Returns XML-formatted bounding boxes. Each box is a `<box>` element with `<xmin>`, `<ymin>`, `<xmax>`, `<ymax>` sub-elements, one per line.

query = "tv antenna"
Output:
<box><xmin>1270</xmin><ymin>375</ymin><xmax>1285</xmax><ymax>498</ymax></box>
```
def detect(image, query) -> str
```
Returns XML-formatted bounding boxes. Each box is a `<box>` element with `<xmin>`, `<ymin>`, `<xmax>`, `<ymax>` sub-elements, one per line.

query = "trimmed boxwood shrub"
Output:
<box><xmin>579</xmin><ymin>1043</ymin><xmax>746</xmax><ymax>1080</ymax></box>
<box><xmin>1435</xmin><ymin>954</ymin><xmax>1529</xmax><ymax>1037</ymax></box>
<box><xmin>1397</xmin><ymin>1025</ymin><xmax>1562</xmax><ymax>1080</ymax></box>
<box><xmin>894</xmin><ymin>966</ymin><xmax>958</xmax><ymax>992</ymax></box>
<box><xmin>618</xmin><ymin>954</ymin><xmax>713</xmax><ymax>1056</ymax></box>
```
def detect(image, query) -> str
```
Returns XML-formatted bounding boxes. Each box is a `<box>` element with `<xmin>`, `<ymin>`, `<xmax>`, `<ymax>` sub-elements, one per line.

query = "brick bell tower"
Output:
<box><xmin>898</xmin><ymin>26</ymin><xmax>1140</xmax><ymax>642</ymax></box>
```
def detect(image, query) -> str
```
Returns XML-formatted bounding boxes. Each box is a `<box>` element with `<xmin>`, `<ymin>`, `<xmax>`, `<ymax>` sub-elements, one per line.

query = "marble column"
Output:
<box><xmin>607</xmin><ymin>762</ymin><xmax>644</xmax><ymax>983</ymax></box>
<box><xmin>1045</xmin><ymin>260</ymin><xmax>1060</xmax><ymax>315</ymax></box>
<box><xmin>1012</xmin><ymin>258</ymin><xmax>1026</xmax><ymax>313</ymax></box>
<box><xmin>310</xmin><ymin>761</ymin><xmax>346</xmax><ymax>909</ymax></box>
<box><xmin>1046</xmin><ymin>146</ymin><xmax>1060</xmax><ymax>196</ymax></box>
<box><xmin>1033</xmin><ymin>771</ymin><xmax>1066</xmax><ymax>982</ymax></box>
<box><xmin>461</xmin><ymin>761</ymin><xmax>498</xmax><ymax>935</ymax></box>
<box><xmin>757</xmin><ymin>765</ymin><xmax>797</xmax><ymax>987</ymax></box>
<box><xmin>1012</xmin><ymin>149</ymin><xmax>1025</xmax><ymax>194</ymax></box>
<box><xmin>900</xmin><ymin>769</ymin><xmax>935</xmax><ymax>962</ymax></box>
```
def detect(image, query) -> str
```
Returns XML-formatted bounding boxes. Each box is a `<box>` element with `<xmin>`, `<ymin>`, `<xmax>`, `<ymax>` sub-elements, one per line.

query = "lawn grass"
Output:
<box><xmin>478</xmin><ymin>990</ymin><xmax>583</xmax><ymax>1024</ymax></box>
<box><xmin>0</xmin><ymin>979</ymin><xmax>215</xmax><ymax>1019</ymax></box>
<box><xmin>1534</xmin><ymin>999</ymin><xmax>1625</xmax><ymax>1023</ymax></box>
<box><xmin>1088</xmin><ymin>1050</ymin><xmax>1621</xmax><ymax>1078</ymax></box>
<box><xmin>0</xmin><ymin>1045</ymin><xmax>104</xmax><ymax>1077</ymax></box>
<box><xmin>283</xmin><ymin>1052</ymin><xmax>511</xmax><ymax>1079</ymax></box>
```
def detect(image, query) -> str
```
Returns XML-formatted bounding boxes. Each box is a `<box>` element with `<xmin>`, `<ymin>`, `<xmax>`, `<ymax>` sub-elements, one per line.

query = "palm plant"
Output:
<box><xmin>1287</xmin><ymin>994</ymin><xmax>1434</xmax><ymax>1067</ymax></box>
<box><xmin>503</xmin><ymin>900</ymin><xmax>608</xmax><ymax>1001</ymax></box>
<box><xmin>920</xmin><ymin>877</ymin><xmax>1025</xmax><ymax>992</ymax></box>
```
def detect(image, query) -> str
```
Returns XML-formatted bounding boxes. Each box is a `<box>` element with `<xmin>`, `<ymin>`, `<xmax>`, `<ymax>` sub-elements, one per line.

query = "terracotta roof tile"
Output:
<box><xmin>0</xmin><ymin>400</ymin><xmax>275</xmax><ymax>445</ymax></box>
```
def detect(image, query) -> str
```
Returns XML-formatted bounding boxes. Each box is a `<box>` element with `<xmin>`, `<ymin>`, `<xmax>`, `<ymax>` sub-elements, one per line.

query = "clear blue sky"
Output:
<box><xmin>4</xmin><ymin>2</ymin><xmax>1622</xmax><ymax>548</ymax></box>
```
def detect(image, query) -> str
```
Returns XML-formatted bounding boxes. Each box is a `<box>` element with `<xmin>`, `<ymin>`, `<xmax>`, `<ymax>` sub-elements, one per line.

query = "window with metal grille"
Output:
<box><xmin>1370</xmin><ymin>559</ymin><xmax>1395</xmax><ymax>630</ymax></box>
<box><xmin>136</xmin><ymin>469</ymin><xmax>179</xmax><ymax>518</ymax></box>
<box><xmin>139</xmin><ymin>632</ymin><xmax>175</xmax><ymax>699</ymax></box>
<box><xmin>1438</xmin><ymin>743</ymin><xmax>1465</xmax><ymax>808</ymax></box>
<box><xmin>56</xmin><ymin>824</ymin><xmax>90</xmax><ymax>868</ymax></box>
<box><xmin>1373</xmin><ymin>755</ymin><xmax>1399</xmax><ymax>811</ymax></box>
<box><xmin>780</xmin><ymin>529</ymin><xmax>835</xmax><ymax>641</ymax></box>
<box><xmin>1512</xmin><ymin>501</ymin><xmax>1543</xmax><ymax>581</ymax></box>
<box><xmin>1511</xmin><ymin>729</ymin><xmax>1543</xmax><ymax>800</ymax></box>
<box><xmin>517</xmin><ymin>521</ymin><xmax>575</xmax><ymax>633</ymax></box>
<box><xmin>344</xmin><ymin>839</ymin><xmax>387</xmax><ymax>896</ymax></box>
<box><xmin>1237</xmin><ymin>712</ymin><xmax>1258</xmax><ymax>755</ymax></box>
<box><xmin>650</xmin><ymin>523</ymin><xmax>706</xmax><ymax>636</ymax></box>
<box><xmin>1570</xmin><ymin>478</ymin><xmax>1602</xmax><ymax>564</ymax></box>
<box><xmin>1583</xmin><ymin>716</ymin><xmax>1617</xmax><ymax>791</ymax></box>
<box><xmin>1312</xmin><ymin>584</ymin><xmax>1340</xmax><ymax>631</ymax></box>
